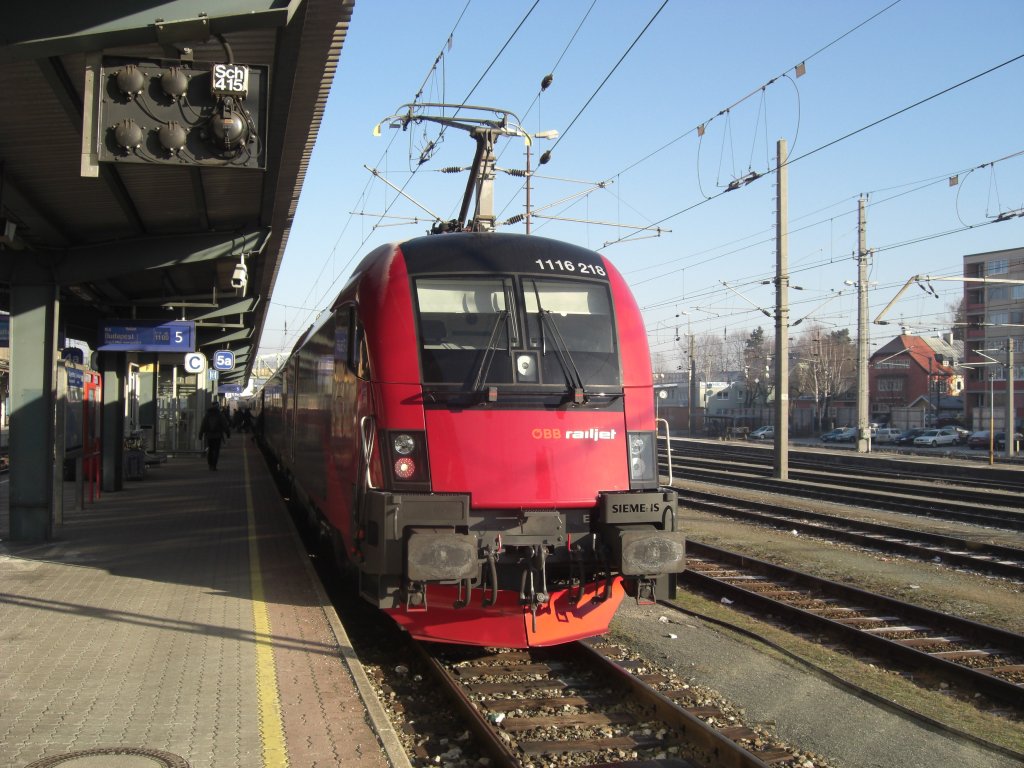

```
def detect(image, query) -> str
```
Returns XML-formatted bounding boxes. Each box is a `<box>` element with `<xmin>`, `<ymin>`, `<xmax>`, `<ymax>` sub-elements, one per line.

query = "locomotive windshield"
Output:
<box><xmin>415</xmin><ymin>276</ymin><xmax>620</xmax><ymax>392</ymax></box>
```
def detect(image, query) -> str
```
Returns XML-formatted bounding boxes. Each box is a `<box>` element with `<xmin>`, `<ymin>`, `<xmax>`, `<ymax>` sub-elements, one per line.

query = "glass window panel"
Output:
<box><xmin>522</xmin><ymin>278</ymin><xmax>619</xmax><ymax>386</ymax></box>
<box><xmin>415</xmin><ymin>278</ymin><xmax>512</xmax><ymax>386</ymax></box>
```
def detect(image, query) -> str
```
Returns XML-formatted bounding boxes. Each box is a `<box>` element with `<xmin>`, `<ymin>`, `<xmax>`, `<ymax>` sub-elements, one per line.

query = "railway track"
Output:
<box><xmin>672</xmin><ymin>439</ymin><xmax>1024</xmax><ymax>494</ymax></box>
<box><xmin>670</xmin><ymin>452</ymin><xmax>1023</xmax><ymax>510</ymax></box>
<box><xmin>414</xmin><ymin>639</ymin><xmax>800</xmax><ymax>768</ymax></box>
<box><xmin>681</xmin><ymin>541</ymin><xmax>1024</xmax><ymax>712</ymax></box>
<box><xmin>662</xmin><ymin>459</ymin><xmax>1024</xmax><ymax>532</ymax></box>
<box><xmin>680</xmin><ymin>488</ymin><xmax>1024</xmax><ymax>579</ymax></box>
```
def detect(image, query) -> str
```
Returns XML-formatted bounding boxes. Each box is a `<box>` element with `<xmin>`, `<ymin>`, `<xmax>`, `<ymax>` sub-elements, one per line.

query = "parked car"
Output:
<box><xmin>968</xmin><ymin>430</ymin><xmax>1024</xmax><ymax>450</ymax></box>
<box><xmin>913</xmin><ymin>428</ymin><xmax>959</xmax><ymax>447</ymax></box>
<box><xmin>967</xmin><ymin>430</ymin><xmax>991</xmax><ymax>449</ymax></box>
<box><xmin>820</xmin><ymin>427</ymin><xmax>856</xmax><ymax>443</ymax></box>
<box><xmin>872</xmin><ymin>427</ymin><xmax>901</xmax><ymax>443</ymax></box>
<box><xmin>749</xmin><ymin>425</ymin><xmax>774</xmax><ymax>440</ymax></box>
<box><xmin>895</xmin><ymin>428</ymin><xmax>927</xmax><ymax>446</ymax></box>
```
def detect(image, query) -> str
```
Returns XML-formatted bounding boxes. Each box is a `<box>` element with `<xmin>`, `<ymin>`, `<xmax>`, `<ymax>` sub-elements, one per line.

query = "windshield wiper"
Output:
<box><xmin>471</xmin><ymin>309</ymin><xmax>511</xmax><ymax>394</ymax></box>
<box><xmin>530</xmin><ymin>283</ymin><xmax>587</xmax><ymax>404</ymax></box>
<box><xmin>539</xmin><ymin>311</ymin><xmax>587</xmax><ymax>404</ymax></box>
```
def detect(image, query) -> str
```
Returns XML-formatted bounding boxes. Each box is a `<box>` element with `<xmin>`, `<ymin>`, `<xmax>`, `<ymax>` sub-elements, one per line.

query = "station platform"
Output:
<box><xmin>0</xmin><ymin>440</ymin><xmax>408</xmax><ymax>768</ymax></box>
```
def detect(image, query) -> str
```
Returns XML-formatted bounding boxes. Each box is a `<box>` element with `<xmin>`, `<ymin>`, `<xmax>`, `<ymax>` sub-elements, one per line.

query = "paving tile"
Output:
<box><xmin>0</xmin><ymin>443</ymin><xmax>392</xmax><ymax>767</ymax></box>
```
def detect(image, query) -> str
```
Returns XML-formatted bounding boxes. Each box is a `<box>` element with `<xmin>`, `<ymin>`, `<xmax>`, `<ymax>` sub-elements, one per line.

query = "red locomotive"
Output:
<box><xmin>259</xmin><ymin>104</ymin><xmax>683</xmax><ymax>646</ymax></box>
<box><xmin>258</xmin><ymin>231</ymin><xmax>684</xmax><ymax>647</ymax></box>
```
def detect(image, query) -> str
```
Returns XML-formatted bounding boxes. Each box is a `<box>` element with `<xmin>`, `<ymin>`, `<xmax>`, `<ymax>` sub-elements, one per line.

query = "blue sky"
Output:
<box><xmin>257</xmin><ymin>0</ymin><xmax>1024</xmax><ymax>369</ymax></box>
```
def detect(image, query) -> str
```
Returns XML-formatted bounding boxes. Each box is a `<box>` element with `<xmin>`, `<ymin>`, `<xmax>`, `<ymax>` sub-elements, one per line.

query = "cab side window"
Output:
<box><xmin>353</xmin><ymin>319</ymin><xmax>370</xmax><ymax>380</ymax></box>
<box><xmin>336</xmin><ymin>303</ymin><xmax>370</xmax><ymax>380</ymax></box>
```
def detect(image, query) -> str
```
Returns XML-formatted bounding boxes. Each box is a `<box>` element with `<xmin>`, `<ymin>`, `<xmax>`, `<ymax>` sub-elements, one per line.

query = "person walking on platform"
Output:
<box><xmin>198</xmin><ymin>404</ymin><xmax>231</xmax><ymax>470</ymax></box>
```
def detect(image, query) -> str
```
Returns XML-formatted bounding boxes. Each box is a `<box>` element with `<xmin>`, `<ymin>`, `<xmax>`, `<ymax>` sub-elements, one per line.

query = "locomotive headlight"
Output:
<box><xmin>631</xmin><ymin>455</ymin><xmax>647</xmax><ymax>476</ymax></box>
<box><xmin>387</xmin><ymin>429</ymin><xmax>430</xmax><ymax>488</ymax></box>
<box><xmin>627</xmin><ymin>431</ymin><xmax>657</xmax><ymax>488</ymax></box>
<box><xmin>393</xmin><ymin>433</ymin><xmax>415</xmax><ymax>455</ymax></box>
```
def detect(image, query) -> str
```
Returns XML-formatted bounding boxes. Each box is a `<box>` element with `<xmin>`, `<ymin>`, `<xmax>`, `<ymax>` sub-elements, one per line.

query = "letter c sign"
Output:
<box><xmin>184</xmin><ymin>352</ymin><xmax>207</xmax><ymax>374</ymax></box>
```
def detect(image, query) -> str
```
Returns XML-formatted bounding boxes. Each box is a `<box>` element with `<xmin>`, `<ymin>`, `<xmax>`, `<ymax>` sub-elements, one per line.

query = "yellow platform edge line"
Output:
<box><xmin>244</xmin><ymin>439</ymin><xmax>289</xmax><ymax>767</ymax></box>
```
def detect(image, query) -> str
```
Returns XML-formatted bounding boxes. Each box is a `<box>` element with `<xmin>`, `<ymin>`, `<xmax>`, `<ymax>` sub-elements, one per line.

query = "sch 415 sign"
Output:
<box><xmin>211</xmin><ymin>63</ymin><xmax>249</xmax><ymax>97</ymax></box>
<box><xmin>213</xmin><ymin>350</ymin><xmax>235</xmax><ymax>371</ymax></box>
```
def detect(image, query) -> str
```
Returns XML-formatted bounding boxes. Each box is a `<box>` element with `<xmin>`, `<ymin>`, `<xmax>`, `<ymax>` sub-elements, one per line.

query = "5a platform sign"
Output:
<box><xmin>212</xmin><ymin>350</ymin><xmax>235</xmax><ymax>371</ymax></box>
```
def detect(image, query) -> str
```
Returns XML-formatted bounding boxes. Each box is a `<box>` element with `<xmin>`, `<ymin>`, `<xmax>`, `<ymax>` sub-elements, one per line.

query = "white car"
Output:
<box><xmin>872</xmin><ymin>427</ymin><xmax>901</xmax><ymax>443</ymax></box>
<box><xmin>913</xmin><ymin>428</ymin><xmax>958</xmax><ymax>447</ymax></box>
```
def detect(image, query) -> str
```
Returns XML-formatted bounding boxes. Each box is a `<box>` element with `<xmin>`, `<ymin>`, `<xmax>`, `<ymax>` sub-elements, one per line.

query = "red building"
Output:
<box><xmin>869</xmin><ymin>335</ymin><xmax>960</xmax><ymax>428</ymax></box>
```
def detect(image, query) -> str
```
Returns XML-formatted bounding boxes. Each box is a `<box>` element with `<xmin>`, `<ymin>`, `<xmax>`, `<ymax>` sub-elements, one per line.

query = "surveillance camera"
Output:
<box><xmin>231</xmin><ymin>263</ymin><xmax>248</xmax><ymax>289</ymax></box>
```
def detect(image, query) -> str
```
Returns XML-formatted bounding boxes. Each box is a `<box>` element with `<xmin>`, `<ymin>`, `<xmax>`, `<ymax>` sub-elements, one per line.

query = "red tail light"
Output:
<box><xmin>394</xmin><ymin>457</ymin><xmax>416</xmax><ymax>479</ymax></box>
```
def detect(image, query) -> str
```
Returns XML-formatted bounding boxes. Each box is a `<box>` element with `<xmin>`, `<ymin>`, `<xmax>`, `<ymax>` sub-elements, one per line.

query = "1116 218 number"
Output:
<box><xmin>534</xmin><ymin>259</ymin><xmax>606</xmax><ymax>276</ymax></box>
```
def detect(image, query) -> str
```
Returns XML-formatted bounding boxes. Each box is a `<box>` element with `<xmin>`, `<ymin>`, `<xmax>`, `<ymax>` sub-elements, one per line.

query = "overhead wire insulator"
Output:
<box><xmin>439</xmin><ymin>166</ymin><xmax>463</xmax><ymax>174</ymax></box>
<box><xmin>541</xmin><ymin>73</ymin><xmax>553</xmax><ymax>91</ymax></box>
<box><xmin>505</xmin><ymin>168</ymin><xmax>527</xmax><ymax>177</ymax></box>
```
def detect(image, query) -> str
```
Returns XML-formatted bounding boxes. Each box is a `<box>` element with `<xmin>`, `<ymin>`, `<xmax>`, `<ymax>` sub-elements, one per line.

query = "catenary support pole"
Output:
<box><xmin>773</xmin><ymin>139</ymin><xmax>789</xmax><ymax>480</ymax></box>
<box><xmin>1007</xmin><ymin>338</ymin><xmax>1016</xmax><ymax>458</ymax></box>
<box><xmin>856</xmin><ymin>196</ymin><xmax>871</xmax><ymax>453</ymax></box>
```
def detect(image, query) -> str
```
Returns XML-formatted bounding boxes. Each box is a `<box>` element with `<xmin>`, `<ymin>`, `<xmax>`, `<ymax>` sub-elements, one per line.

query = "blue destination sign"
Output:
<box><xmin>218</xmin><ymin>384</ymin><xmax>243</xmax><ymax>394</ymax></box>
<box><xmin>98</xmin><ymin>320</ymin><xmax>195</xmax><ymax>352</ymax></box>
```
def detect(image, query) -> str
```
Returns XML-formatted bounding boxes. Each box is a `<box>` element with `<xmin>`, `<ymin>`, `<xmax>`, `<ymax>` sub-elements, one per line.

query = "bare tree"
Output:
<box><xmin>790</xmin><ymin>324</ymin><xmax>856</xmax><ymax>431</ymax></box>
<box><xmin>694</xmin><ymin>330</ymin><xmax>736</xmax><ymax>384</ymax></box>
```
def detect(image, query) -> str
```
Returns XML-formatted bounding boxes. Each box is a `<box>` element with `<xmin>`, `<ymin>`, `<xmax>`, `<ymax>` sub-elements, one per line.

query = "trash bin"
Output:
<box><xmin>124</xmin><ymin>449</ymin><xmax>146</xmax><ymax>479</ymax></box>
<box><xmin>124</xmin><ymin>432</ymin><xmax>146</xmax><ymax>480</ymax></box>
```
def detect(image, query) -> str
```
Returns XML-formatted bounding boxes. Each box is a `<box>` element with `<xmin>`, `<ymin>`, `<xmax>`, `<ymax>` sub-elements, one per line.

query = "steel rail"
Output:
<box><xmin>672</xmin><ymin>450</ymin><xmax>1023</xmax><ymax>508</ymax></box>
<box><xmin>681</xmin><ymin>488</ymin><xmax>1024</xmax><ymax>579</ymax></box>
<box><xmin>682</xmin><ymin>540</ymin><xmax>1024</xmax><ymax>710</ymax></box>
<box><xmin>413</xmin><ymin>639</ymin><xmax>785</xmax><ymax>768</ymax></box>
<box><xmin>664</xmin><ymin>459</ymin><xmax>1024</xmax><ymax>531</ymax></box>
<box><xmin>410</xmin><ymin>642</ymin><xmax>522</xmax><ymax>768</ymax></box>
<box><xmin>672</xmin><ymin>439</ymin><xmax>1024</xmax><ymax>491</ymax></box>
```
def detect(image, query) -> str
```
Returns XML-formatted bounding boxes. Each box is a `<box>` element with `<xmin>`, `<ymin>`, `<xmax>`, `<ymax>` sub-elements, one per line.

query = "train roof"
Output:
<box><xmin>399</xmin><ymin>232</ymin><xmax>607</xmax><ymax>275</ymax></box>
<box><xmin>331</xmin><ymin>232</ymin><xmax>612</xmax><ymax>313</ymax></box>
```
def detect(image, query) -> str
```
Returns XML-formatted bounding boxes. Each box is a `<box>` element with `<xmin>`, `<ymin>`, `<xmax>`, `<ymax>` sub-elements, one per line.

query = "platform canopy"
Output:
<box><xmin>0</xmin><ymin>0</ymin><xmax>354</xmax><ymax>387</ymax></box>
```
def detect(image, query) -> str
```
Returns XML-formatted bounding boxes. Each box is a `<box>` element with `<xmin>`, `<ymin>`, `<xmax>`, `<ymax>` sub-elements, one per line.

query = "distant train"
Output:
<box><xmin>257</xmin><ymin>231</ymin><xmax>684</xmax><ymax>647</ymax></box>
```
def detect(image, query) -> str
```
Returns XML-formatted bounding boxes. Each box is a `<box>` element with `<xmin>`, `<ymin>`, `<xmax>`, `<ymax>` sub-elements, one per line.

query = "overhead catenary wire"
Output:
<box><xmin>277</xmin><ymin>4</ymin><xmax>482</xmax><ymax>354</ymax></box>
<box><xmin>515</xmin><ymin>0</ymin><xmax>598</xmax><ymax>129</ymax></box>
<box><xmin>623</xmin><ymin>146</ymin><xmax>1023</xmax><ymax>290</ymax></box>
<box><xmin>493</xmin><ymin>0</ymin><xmax>601</xmax><ymax>220</ymax></box>
<box><xmin>265</xmin><ymin>4</ymin><xmax>1021</xmax><ymax>366</ymax></box>
<box><xmin>276</xmin><ymin>2</ymin><xmax>542</xmax><ymax>355</ymax></box>
<box><xmin>273</xmin><ymin>1</ymin><xmax>905</xmax><ymax>351</ymax></box>
<box><xmin>786</xmin><ymin>52</ymin><xmax>1024</xmax><ymax>168</ymax></box>
<box><xmin>426</xmin><ymin>0</ymin><xmax>542</xmax><ymax>165</ymax></box>
<box><xmin>607</xmin><ymin>51</ymin><xmax>1024</xmax><ymax>251</ymax></box>
<box><xmin>540</xmin><ymin>0</ymin><xmax>669</xmax><ymax>163</ymax></box>
<box><xmin>606</xmin><ymin>0</ymin><xmax>904</xmax><ymax>198</ymax></box>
